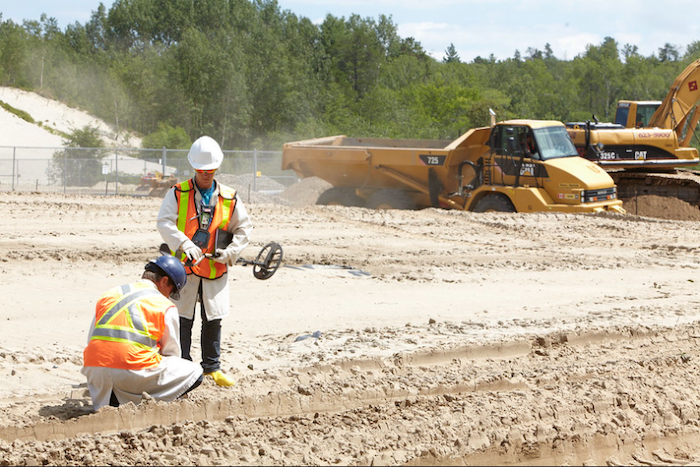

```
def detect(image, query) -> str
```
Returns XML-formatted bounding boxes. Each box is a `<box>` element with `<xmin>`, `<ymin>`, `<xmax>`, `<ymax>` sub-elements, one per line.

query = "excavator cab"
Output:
<box><xmin>614</xmin><ymin>100</ymin><xmax>661</xmax><ymax>128</ymax></box>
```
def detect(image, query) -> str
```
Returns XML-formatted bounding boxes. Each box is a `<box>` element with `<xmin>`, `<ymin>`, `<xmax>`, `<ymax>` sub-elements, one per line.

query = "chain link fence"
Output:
<box><xmin>0</xmin><ymin>146</ymin><xmax>298</xmax><ymax>197</ymax></box>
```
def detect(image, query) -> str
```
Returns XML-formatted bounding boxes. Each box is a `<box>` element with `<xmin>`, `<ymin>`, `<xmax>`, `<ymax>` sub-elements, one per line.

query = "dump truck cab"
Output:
<box><xmin>465</xmin><ymin>120</ymin><xmax>623</xmax><ymax>212</ymax></box>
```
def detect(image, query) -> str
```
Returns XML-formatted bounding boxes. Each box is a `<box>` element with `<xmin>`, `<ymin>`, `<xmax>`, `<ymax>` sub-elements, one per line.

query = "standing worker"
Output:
<box><xmin>157</xmin><ymin>136</ymin><xmax>253</xmax><ymax>387</ymax></box>
<box><xmin>81</xmin><ymin>256</ymin><xmax>204</xmax><ymax>410</ymax></box>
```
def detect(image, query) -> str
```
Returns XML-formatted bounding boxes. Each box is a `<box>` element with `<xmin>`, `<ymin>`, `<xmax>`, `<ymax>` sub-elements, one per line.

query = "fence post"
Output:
<box><xmin>63</xmin><ymin>150</ymin><xmax>67</xmax><ymax>194</ymax></box>
<box><xmin>105</xmin><ymin>158</ymin><xmax>110</xmax><ymax>194</ymax></box>
<box><xmin>162</xmin><ymin>147</ymin><xmax>166</xmax><ymax>175</ymax></box>
<box><xmin>253</xmin><ymin>148</ymin><xmax>258</xmax><ymax>192</ymax></box>
<box><xmin>11</xmin><ymin>147</ymin><xmax>15</xmax><ymax>191</ymax></box>
<box><xmin>115</xmin><ymin>148</ymin><xmax>119</xmax><ymax>195</ymax></box>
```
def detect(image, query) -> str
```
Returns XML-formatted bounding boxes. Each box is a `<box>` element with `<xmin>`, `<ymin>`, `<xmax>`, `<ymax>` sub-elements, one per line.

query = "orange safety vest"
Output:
<box><xmin>83</xmin><ymin>281</ymin><xmax>172</xmax><ymax>370</ymax></box>
<box><xmin>173</xmin><ymin>179</ymin><xmax>237</xmax><ymax>280</ymax></box>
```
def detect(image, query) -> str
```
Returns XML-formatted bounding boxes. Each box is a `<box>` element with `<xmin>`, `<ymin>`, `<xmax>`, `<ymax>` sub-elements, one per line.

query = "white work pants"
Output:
<box><xmin>81</xmin><ymin>356</ymin><xmax>203</xmax><ymax>411</ymax></box>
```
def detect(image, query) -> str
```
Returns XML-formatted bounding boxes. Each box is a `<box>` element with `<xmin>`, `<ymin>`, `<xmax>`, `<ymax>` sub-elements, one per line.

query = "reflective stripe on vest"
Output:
<box><xmin>177</xmin><ymin>180</ymin><xmax>191</xmax><ymax>233</ymax></box>
<box><xmin>89</xmin><ymin>284</ymin><xmax>161</xmax><ymax>349</ymax></box>
<box><xmin>174</xmin><ymin>179</ymin><xmax>237</xmax><ymax>279</ymax></box>
<box><xmin>218</xmin><ymin>185</ymin><xmax>235</xmax><ymax>227</ymax></box>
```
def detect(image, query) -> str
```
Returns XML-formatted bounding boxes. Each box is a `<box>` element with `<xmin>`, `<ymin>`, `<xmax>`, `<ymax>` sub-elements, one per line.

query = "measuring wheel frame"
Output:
<box><xmin>246</xmin><ymin>242</ymin><xmax>283</xmax><ymax>280</ymax></box>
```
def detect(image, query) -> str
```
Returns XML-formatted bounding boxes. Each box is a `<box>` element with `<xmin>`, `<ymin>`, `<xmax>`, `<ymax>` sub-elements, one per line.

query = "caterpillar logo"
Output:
<box><xmin>520</xmin><ymin>162</ymin><xmax>535</xmax><ymax>176</ymax></box>
<box><xmin>635</xmin><ymin>150</ymin><xmax>647</xmax><ymax>160</ymax></box>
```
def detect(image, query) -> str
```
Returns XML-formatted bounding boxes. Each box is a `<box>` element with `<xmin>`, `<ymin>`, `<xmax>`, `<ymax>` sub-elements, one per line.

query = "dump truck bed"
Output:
<box><xmin>281</xmin><ymin>130</ymin><xmax>488</xmax><ymax>190</ymax></box>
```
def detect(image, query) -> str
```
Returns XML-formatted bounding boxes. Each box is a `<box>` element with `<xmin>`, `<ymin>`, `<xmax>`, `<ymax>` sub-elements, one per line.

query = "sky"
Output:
<box><xmin>1</xmin><ymin>0</ymin><xmax>699</xmax><ymax>63</ymax></box>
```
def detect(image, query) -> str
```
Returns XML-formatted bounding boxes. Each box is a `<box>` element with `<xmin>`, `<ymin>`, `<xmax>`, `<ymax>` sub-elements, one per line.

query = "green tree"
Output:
<box><xmin>142</xmin><ymin>122</ymin><xmax>191</xmax><ymax>149</ymax></box>
<box><xmin>684</xmin><ymin>41</ymin><xmax>700</xmax><ymax>60</ymax></box>
<box><xmin>658</xmin><ymin>43</ymin><xmax>680</xmax><ymax>62</ymax></box>
<box><xmin>618</xmin><ymin>53</ymin><xmax>664</xmax><ymax>100</ymax></box>
<box><xmin>573</xmin><ymin>37</ymin><xmax>623</xmax><ymax>120</ymax></box>
<box><xmin>375</xmin><ymin>14</ymin><xmax>401</xmax><ymax>58</ymax></box>
<box><xmin>173</xmin><ymin>27</ymin><xmax>248</xmax><ymax>143</ymax></box>
<box><xmin>0</xmin><ymin>19</ymin><xmax>30</xmax><ymax>86</ymax></box>
<box><xmin>443</xmin><ymin>43</ymin><xmax>460</xmax><ymax>63</ymax></box>
<box><xmin>320</xmin><ymin>14</ymin><xmax>385</xmax><ymax>101</ymax></box>
<box><xmin>399</xmin><ymin>77</ymin><xmax>483</xmax><ymax>138</ymax></box>
<box><xmin>7</xmin><ymin>0</ymin><xmax>700</xmax><ymax>152</ymax></box>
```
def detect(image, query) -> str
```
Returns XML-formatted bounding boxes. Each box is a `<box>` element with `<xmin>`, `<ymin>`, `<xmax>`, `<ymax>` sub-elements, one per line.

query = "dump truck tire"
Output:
<box><xmin>317</xmin><ymin>187</ymin><xmax>365</xmax><ymax>207</ymax></box>
<box><xmin>367</xmin><ymin>189</ymin><xmax>416</xmax><ymax>210</ymax></box>
<box><xmin>473</xmin><ymin>194</ymin><xmax>516</xmax><ymax>213</ymax></box>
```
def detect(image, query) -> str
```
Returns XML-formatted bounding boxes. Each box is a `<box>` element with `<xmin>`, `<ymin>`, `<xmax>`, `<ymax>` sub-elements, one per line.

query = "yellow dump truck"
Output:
<box><xmin>282</xmin><ymin>119</ymin><xmax>625</xmax><ymax>213</ymax></box>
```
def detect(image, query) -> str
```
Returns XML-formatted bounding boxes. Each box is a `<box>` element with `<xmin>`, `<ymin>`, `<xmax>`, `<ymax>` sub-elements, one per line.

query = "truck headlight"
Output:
<box><xmin>581</xmin><ymin>187</ymin><xmax>617</xmax><ymax>203</ymax></box>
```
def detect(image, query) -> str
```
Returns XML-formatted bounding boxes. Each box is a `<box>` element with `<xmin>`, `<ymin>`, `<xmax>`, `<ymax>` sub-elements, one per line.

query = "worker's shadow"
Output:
<box><xmin>37</xmin><ymin>384</ymin><xmax>94</xmax><ymax>421</ymax></box>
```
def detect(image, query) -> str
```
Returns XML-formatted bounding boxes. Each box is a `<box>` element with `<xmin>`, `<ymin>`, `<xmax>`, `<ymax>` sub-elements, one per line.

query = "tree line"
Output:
<box><xmin>1</xmin><ymin>0</ymin><xmax>699</xmax><ymax>151</ymax></box>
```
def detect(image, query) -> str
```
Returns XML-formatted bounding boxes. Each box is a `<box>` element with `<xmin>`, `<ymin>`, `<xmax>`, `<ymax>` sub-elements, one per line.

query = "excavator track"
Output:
<box><xmin>610</xmin><ymin>169</ymin><xmax>700</xmax><ymax>207</ymax></box>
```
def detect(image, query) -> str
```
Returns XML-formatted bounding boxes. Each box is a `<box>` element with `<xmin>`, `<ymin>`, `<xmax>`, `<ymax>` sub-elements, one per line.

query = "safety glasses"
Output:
<box><xmin>195</xmin><ymin>169</ymin><xmax>216</xmax><ymax>174</ymax></box>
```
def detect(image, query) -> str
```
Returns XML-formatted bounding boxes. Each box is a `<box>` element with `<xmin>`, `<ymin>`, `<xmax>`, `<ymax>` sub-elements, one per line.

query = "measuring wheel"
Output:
<box><xmin>252</xmin><ymin>242</ymin><xmax>283</xmax><ymax>280</ymax></box>
<box><xmin>237</xmin><ymin>242</ymin><xmax>283</xmax><ymax>280</ymax></box>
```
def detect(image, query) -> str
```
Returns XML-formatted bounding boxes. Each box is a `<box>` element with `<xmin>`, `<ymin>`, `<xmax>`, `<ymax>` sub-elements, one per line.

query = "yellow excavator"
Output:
<box><xmin>136</xmin><ymin>171</ymin><xmax>178</xmax><ymax>197</ymax></box>
<box><xmin>566</xmin><ymin>59</ymin><xmax>700</xmax><ymax>206</ymax></box>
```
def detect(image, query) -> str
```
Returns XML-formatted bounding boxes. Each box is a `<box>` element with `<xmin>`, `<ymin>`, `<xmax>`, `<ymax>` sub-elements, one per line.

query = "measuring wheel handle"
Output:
<box><xmin>162</xmin><ymin>241</ymin><xmax>283</xmax><ymax>280</ymax></box>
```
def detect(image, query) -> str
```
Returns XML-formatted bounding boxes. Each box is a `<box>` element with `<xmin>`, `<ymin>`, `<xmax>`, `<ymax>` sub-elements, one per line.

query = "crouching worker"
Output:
<box><xmin>81</xmin><ymin>256</ymin><xmax>204</xmax><ymax>411</ymax></box>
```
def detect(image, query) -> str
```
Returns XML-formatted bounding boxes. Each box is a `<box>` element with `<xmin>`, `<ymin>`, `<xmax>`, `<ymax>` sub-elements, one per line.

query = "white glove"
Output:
<box><xmin>181</xmin><ymin>240</ymin><xmax>203</xmax><ymax>263</ymax></box>
<box><xmin>213</xmin><ymin>248</ymin><xmax>237</xmax><ymax>265</ymax></box>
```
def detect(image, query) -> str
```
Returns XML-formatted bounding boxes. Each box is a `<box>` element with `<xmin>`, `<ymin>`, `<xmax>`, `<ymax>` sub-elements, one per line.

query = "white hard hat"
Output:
<box><xmin>188</xmin><ymin>136</ymin><xmax>223</xmax><ymax>170</ymax></box>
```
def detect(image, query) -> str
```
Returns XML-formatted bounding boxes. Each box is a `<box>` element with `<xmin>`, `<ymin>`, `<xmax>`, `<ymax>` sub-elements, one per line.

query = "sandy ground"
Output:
<box><xmin>3</xmin><ymin>183</ymin><xmax>700</xmax><ymax>465</ymax></box>
<box><xmin>6</xmin><ymin>88</ymin><xmax>700</xmax><ymax>465</ymax></box>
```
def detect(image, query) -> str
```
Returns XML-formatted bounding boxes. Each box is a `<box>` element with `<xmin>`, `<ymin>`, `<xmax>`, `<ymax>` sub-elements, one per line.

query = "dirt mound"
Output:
<box><xmin>218</xmin><ymin>175</ymin><xmax>331</xmax><ymax>207</ymax></box>
<box><xmin>217</xmin><ymin>173</ymin><xmax>289</xmax><ymax>205</ymax></box>
<box><xmin>622</xmin><ymin>195</ymin><xmax>700</xmax><ymax>221</ymax></box>
<box><xmin>277</xmin><ymin>177</ymin><xmax>331</xmax><ymax>207</ymax></box>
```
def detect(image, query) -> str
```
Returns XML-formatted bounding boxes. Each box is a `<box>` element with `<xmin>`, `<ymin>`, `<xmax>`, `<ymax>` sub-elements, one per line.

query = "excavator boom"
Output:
<box><xmin>648</xmin><ymin>58</ymin><xmax>700</xmax><ymax>132</ymax></box>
